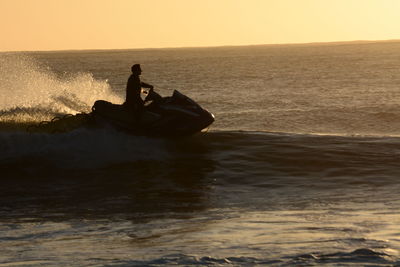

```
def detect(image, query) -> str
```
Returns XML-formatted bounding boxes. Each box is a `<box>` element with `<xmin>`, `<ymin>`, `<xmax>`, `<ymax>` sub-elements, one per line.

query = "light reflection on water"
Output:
<box><xmin>1</xmin><ymin>203</ymin><xmax>399</xmax><ymax>265</ymax></box>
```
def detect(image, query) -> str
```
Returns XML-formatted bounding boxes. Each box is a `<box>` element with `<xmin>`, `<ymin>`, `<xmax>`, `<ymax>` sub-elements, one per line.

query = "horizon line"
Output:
<box><xmin>1</xmin><ymin>39</ymin><xmax>400</xmax><ymax>53</ymax></box>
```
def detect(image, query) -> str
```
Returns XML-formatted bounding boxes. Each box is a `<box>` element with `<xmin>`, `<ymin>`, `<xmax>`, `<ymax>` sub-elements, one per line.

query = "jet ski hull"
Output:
<box><xmin>91</xmin><ymin>90</ymin><xmax>214</xmax><ymax>137</ymax></box>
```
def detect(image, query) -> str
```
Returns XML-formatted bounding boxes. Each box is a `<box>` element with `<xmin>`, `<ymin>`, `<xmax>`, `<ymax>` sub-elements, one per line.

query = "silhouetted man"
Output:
<box><xmin>124</xmin><ymin>64</ymin><xmax>153</xmax><ymax>119</ymax></box>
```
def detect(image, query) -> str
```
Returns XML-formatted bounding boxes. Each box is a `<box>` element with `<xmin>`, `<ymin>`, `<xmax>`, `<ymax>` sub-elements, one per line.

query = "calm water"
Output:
<box><xmin>1</xmin><ymin>41</ymin><xmax>400</xmax><ymax>266</ymax></box>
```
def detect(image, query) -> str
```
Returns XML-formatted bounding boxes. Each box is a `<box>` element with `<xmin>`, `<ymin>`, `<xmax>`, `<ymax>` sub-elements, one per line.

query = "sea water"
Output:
<box><xmin>1</xmin><ymin>41</ymin><xmax>400</xmax><ymax>266</ymax></box>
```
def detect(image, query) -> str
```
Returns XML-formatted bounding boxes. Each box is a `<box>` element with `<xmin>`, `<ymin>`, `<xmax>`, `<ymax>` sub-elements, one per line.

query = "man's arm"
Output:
<box><xmin>140</xmin><ymin>82</ymin><xmax>153</xmax><ymax>89</ymax></box>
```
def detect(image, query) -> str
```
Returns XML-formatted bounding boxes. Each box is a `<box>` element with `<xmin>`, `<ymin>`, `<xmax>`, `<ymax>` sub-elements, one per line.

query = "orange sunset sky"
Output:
<box><xmin>1</xmin><ymin>0</ymin><xmax>399</xmax><ymax>52</ymax></box>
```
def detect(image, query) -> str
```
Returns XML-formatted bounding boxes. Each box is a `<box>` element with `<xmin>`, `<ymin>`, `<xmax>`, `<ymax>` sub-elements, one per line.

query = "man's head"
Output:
<box><xmin>131</xmin><ymin>64</ymin><xmax>142</xmax><ymax>75</ymax></box>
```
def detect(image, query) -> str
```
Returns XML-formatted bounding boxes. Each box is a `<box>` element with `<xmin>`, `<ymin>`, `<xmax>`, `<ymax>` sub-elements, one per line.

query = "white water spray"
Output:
<box><xmin>0</xmin><ymin>53</ymin><xmax>122</xmax><ymax>122</ymax></box>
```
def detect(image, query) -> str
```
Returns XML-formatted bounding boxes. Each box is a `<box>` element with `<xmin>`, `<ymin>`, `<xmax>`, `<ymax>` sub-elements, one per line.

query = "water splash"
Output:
<box><xmin>0</xmin><ymin>53</ymin><xmax>122</xmax><ymax>123</ymax></box>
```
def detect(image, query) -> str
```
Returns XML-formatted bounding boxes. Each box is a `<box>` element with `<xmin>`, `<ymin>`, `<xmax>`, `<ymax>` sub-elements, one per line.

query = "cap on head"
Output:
<box><xmin>131</xmin><ymin>64</ymin><xmax>141</xmax><ymax>74</ymax></box>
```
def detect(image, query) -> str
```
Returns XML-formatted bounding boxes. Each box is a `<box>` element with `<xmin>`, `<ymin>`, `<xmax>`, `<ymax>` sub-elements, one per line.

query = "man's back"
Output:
<box><xmin>125</xmin><ymin>74</ymin><xmax>143</xmax><ymax>107</ymax></box>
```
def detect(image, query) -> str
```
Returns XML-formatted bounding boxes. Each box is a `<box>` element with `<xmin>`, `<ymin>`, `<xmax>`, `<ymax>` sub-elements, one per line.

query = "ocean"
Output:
<box><xmin>1</xmin><ymin>41</ymin><xmax>400</xmax><ymax>266</ymax></box>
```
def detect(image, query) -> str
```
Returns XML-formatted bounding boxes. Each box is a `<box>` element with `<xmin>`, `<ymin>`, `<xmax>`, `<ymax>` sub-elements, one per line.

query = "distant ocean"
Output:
<box><xmin>1</xmin><ymin>41</ymin><xmax>400</xmax><ymax>266</ymax></box>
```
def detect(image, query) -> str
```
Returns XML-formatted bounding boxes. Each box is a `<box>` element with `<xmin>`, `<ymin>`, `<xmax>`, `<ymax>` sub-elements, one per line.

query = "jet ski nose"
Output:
<box><xmin>202</xmin><ymin>109</ymin><xmax>215</xmax><ymax>126</ymax></box>
<box><xmin>209</xmin><ymin>112</ymin><xmax>215</xmax><ymax>124</ymax></box>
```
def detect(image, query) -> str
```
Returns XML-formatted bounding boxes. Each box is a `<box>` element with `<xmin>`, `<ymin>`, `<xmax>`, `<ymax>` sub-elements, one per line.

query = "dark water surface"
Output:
<box><xmin>1</xmin><ymin>42</ymin><xmax>400</xmax><ymax>265</ymax></box>
<box><xmin>1</xmin><ymin>131</ymin><xmax>400</xmax><ymax>266</ymax></box>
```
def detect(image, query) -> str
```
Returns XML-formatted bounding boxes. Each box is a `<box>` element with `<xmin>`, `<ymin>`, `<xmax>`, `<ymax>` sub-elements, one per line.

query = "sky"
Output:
<box><xmin>1</xmin><ymin>0</ymin><xmax>400</xmax><ymax>51</ymax></box>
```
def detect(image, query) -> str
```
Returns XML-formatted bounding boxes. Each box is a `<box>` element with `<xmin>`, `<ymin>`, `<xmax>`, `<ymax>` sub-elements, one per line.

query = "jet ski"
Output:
<box><xmin>91</xmin><ymin>90</ymin><xmax>214</xmax><ymax>137</ymax></box>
